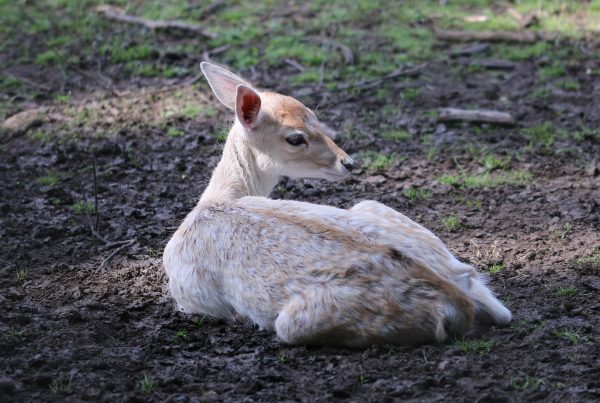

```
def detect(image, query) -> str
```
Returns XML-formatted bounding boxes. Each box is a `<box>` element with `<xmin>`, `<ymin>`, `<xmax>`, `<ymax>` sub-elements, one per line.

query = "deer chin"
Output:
<box><xmin>320</xmin><ymin>167</ymin><xmax>351</xmax><ymax>181</ymax></box>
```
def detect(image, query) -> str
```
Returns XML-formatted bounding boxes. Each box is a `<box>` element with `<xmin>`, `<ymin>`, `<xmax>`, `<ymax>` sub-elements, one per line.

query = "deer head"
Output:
<box><xmin>201</xmin><ymin>62</ymin><xmax>354</xmax><ymax>181</ymax></box>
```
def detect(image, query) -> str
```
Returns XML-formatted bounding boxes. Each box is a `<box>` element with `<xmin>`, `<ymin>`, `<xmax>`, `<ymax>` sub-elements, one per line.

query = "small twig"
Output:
<box><xmin>325</xmin><ymin>63</ymin><xmax>427</xmax><ymax>94</ymax></box>
<box><xmin>68</xmin><ymin>64</ymin><xmax>120</xmax><ymax>97</ymax></box>
<box><xmin>434</xmin><ymin>28</ymin><xmax>554</xmax><ymax>43</ymax></box>
<box><xmin>100</xmin><ymin>239</ymin><xmax>136</xmax><ymax>268</ymax></box>
<box><xmin>91</xmin><ymin>157</ymin><xmax>100</xmax><ymax>231</ymax></box>
<box><xmin>6</xmin><ymin>73</ymin><xmax>52</xmax><ymax>91</ymax></box>
<box><xmin>95</xmin><ymin>5</ymin><xmax>216</xmax><ymax>38</ymax></box>
<box><xmin>284</xmin><ymin>58</ymin><xmax>305</xmax><ymax>73</ymax></box>
<box><xmin>196</xmin><ymin>0</ymin><xmax>226</xmax><ymax>19</ymax></box>
<box><xmin>438</xmin><ymin>108</ymin><xmax>516</xmax><ymax>126</ymax></box>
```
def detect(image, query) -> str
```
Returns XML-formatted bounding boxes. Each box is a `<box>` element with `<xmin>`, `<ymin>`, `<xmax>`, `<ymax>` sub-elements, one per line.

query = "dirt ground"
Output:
<box><xmin>1</xmin><ymin>1</ymin><xmax>600</xmax><ymax>402</ymax></box>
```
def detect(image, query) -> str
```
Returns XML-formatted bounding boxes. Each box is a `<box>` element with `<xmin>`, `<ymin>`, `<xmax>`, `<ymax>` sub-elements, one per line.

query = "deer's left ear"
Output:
<box><xmin>235</xmin><ymin>84</ymin><xmax>262</xmax><ymax>130</ymax></box>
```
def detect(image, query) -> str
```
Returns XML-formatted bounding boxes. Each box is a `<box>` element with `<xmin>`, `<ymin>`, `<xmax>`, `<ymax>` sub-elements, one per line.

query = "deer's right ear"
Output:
<box><xmin>200</xmin><ymin>62</ymin><xmax>252</xmax><ymax>110</ymax></box>
<box><xmin>235</xmin><ymin>84</ymin><xmax>261</xmax><ymax>130</ymax></box>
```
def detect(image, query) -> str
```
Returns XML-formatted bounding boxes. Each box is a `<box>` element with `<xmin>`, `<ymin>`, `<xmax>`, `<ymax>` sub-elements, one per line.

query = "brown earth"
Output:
<box><xmin>1</xmin><ymin>24</ymin><xmax>600</xmax><ymax>403</ymax></box>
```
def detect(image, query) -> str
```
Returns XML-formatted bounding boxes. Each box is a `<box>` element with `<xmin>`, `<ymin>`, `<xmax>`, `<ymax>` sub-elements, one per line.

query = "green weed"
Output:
<box><xmin>522</xmin><ymin>123</ymin><xmax>556</xmax><ymax>149</ymax></box>
<box><xmin>36</xmin><ymin>173</ymin><xmax>60</xmax><ymax>187</ymax></box>
<box><xmin>277</xmin><ymin>348</ymin><xmax>287</xmax><ymax>364</ymax></box>
<box><xmin>166</xmin><ymin>127</ymin><xmax>183</xmax><ymax>137</ymax></box>
<box><xmin>539</xmin><ymin>63</ymin><xmax>566</xmax><ymax>81</ymax></box>
<box><xmin>442</xmin><ymin>214</ymin><xmax>461</xmax><ymax>232</ymax></box>
<box><xmin>554</xmin><ymin>286</ymin><xmax>578</xmax><ymax>297</ymax></box>
<box><xmin>439</xmin><ymin>171</ymin><xmax>531</xmax><ymax>189</ymax></box>
<box><xmin>455</xmin><ymin>338</ymin><xmax>495</xmax><ymax>354</ymax></box>
<box><xmin>140</xmin><ymin>374</ymin><xmax>156</xmax><ymax>394</ymax></box>
<box><xmin>403</xmin><ymin>187</ymin><xmax>432</xmax><ymax>201</ymax></box>
<box><xmin>16</xmin><ymin>268</ymin><xmax>27</xmax><ymax>282</ymax></box>
<box><xmin>548</xmin><ymin>223</ymin><xmax>573</xmax><ymax>240</ymax></box>
<box><xmin>215</xmin><ymin>129</ymin><xmax>228</xmax><ymax>142</ymax></box>
<box><xmin>71</xmin><ymin>201</ymin><xmax>95</xmax><ymax>215</ymax></box>
<box><xmin>511</xmin><ymin>375</ymin><xmax>544</xmax><ymax>390</ymax></box>
<box><xmin>359</xmin><ymin>151</ymin><xmax>394</xmax><ymax>171</ymax></box>
<box><xmin>488</xmin><ymin>263</ymin><xmax>505</xmax><ymax>274</ymax></box>
<box><xmin>112</xmin><ymin>44</ymin><xmax>154</xmax><ymax>63</ymax></box>
<box><xmin>559</xmin><ymin>80</ymin><xmax>580</xmax><ymax>91</ymax></box>
<box><xmin>49</xmin><ymin>375</ymin><xmax>73</xmax><ymax>394</ymax></box>
<box><xmin>480</xmin><ymin>155</ymin><xmax>508</xmax><ymax>171</ymax></box>
<box><xmin>382</xmin><ymin>129</ymin><xmax>409</xmax><ymax>141</ymax></box>
<box><xmin>572</xmin><ymin>246</ymin><xmax>600</xmax><ymax>272</ymax></box>
<box><xmin>495</xmin><ymin>43</ymin><xmax>548</xmax><ymax>61</ymax></box>
<box><xmin>3</xmin><ymin>327</ymin><xmax>25</xmax><ymax>340</ymax></box>
<box><xmin>554</xmin><ymin>328</ymin><xmax>583</xmax><ymax>345</ymax></box>
<box><xmin>173</xmin><ymin>330</ymin><xmax>187</xmax><ymax>340</ymax></box>
<box><xmin>402</xmin><ymin>88</ymin><xmax>421</xmax><ymax>100</ymax></box>
<box><xmin>35</xmin><ymin>50</ymin><xmax>62</xmax><ymax>65</ymax></box>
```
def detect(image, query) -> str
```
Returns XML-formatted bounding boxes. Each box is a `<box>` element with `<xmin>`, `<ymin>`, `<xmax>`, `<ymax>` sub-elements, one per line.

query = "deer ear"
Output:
<box><xmin>200</xmin><ymin>62</ymin><xmax>252</xmax><ymax>110</ymax></box>
<box><xmin>235</xmin><ymin>85</ymin><xmax>262</xmax><ymax>130</ymax></box>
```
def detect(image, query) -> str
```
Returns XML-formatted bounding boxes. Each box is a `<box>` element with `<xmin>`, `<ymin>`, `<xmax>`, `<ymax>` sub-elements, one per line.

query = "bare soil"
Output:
<box><xmin>1</xmin><ymin>20</ymin><xmax>600</xmax><ymax>403</ymax></box>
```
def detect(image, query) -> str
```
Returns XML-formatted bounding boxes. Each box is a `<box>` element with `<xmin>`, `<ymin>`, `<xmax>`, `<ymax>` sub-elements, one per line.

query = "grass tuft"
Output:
<box><xmin>554</xmin><ymin>327</ymin><xmax>583</xmax><ymax>345</ymax></box>
<box><xmin>455</xmin><ymin>338</ymin><xmax>495</xmax><ymax>354</ymax></box>
<box><xmin>442</xmin><ymin>214</ymin><xmax>461</xmax><ymax>232</ymax></box>
<box><xmin>140</xmin><ymin>374</ymin><xmax>156</xmax><ymax>394</ymax></box>
<box><xmin>554</xmin><ymin>286</ymin><xmax>578</xmax><ymax>297</ymax></box>
<box><xmin>511</xmin><ymin>375</ymin><xmax>544</xmax><ymax>390</ymax></box>
<box><xmin>403</xmin><ymin>187</ymin><xmax>432</xmax><ymax>201</ymax></box>
<box><xmin>488</xmin><ymin>263</ymin><xmax>505</xmax><ymax>274</ymax></box>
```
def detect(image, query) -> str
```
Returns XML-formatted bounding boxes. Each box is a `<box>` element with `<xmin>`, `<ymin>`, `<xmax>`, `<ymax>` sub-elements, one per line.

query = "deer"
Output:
<box><xmin>162</xmin><ymin>62</ymin><xmax>512</xmax><ymax>347</ymax></box>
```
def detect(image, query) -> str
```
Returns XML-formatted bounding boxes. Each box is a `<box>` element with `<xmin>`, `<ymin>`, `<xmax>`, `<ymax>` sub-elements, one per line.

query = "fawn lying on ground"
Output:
<box><xmin>163</xmin><ymin>62</ymin><xmax>511</xmax><ymax>347</ymax></box>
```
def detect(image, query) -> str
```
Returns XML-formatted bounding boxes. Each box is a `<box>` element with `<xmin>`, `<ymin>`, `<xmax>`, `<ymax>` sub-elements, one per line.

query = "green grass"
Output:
<box><xmin>480</xmin><ymin>155</ymin><xmax>508</xmax><ymax>171</ymax></box>
<box><xmin>402</xmin><ymin>88</ymin><xmax>421</xmax><ymax>100</ymax></box>
<box><xmin>71</xmin><ymin>200</ymin><xmax>95</xmax><ymax>215</ymax></box>
<box><xmin>36</xmin><ymin>173</ymin><xmax>60</xmax><ymax>187</ymax></box>
<box><xmin>359</xmin><ymin>151</ymin><xmax>394</xmax><ymax>171</ymax></box>
<box><xmin>403</xmin><ymin>187</ymin><xmax>432</xmax><ymax>201</ymax></box>
<box><xmin>455</xmin><ymin>338</ymin><xmax>495</xmax><ymax>354</ymax></box>
<box><xmin>572</xmin><ymin>246</ymin><xmax>600</xmax><ymax>272</ymax></box>
<box><xmin>438</xmin><ymin>170</ymin><xmax>532</xmax><ymax>189</ymax></box>
<box><xmin>3</xmin><ymin>326</ymin><xmax>25</xmax><ymax>340</ymax></box>
<box><xmin>554</xmin><ymin>327</ymin><xmax>583</xmax><ymax>345</ymax></box>
<box><xmin>382</xmin><ymin>129</ymin><xmax>409</xmax><ymax>141</ymax></box>
<box><xmin>442</xmin><ymin>214</ymin><xmax>461</xmax><ymax>232</ymax></box>
<box><xmin>495</xmin><ymin>43</ymin><xmax>548</xmax><ymax>61</ymax></box>
<box><xmin>511</xmin><ymin>375</ymin><xmax>544</xmax><ymax>390</ymax></box>
<box><xmin>173</xmin><ymin>329</ymin><xmax>187</xmax><ymax>340</ymax></box>
<box><xmin>522</xmin><ymin>123</ymin><xmax>556</xmax><ymax>149</ymax></box>
<box><xmin>111</xmin><ymin>44</ymin><xmax>154</xmax><ymax>63</ymax></box>
<box><xmin>166</xmin><ymin>127</ymin><xmax>183</xmax><ymax>137</ymax></box>
<box><xmin>140</xmin><ymin>374</ymin><xmax>156</xmax><ymax>394</ymax></box>
<box><xmin>277</xmin><ymin>348</ymin><xmax>287</xmax><ymax>364</ymax></box>
<box><xmin>16</xmin><ymin>268</ymin><xmax>28</xmax><ymax>282</ymax></box>
<box><xmin>488</xmin><ymin>263</ymin><xmax>505</xmax><ymax>274</ymax></box>
<box><xmin>548</xmin><ymin>223</ymin><xmax>573</xmax><ymax>240</ymax></box>
<box><xmin>559</xmin><ymin>80</ymin><xmax>581</xmax><ymax>91</ymax></box>
<box><xmin>35</xmin><ymin>50</ymin><xmax>62</xmax><ymax>65</ymax></box>
<box><xmin>539</xmin><ymin>63</ymin><xmax>566</xmax><ymax>81</ymax></box>
<box><xmin>49</xmin><ymin>375</ymin><xmax>73</xmax><ymax>394</ymax></box>
<box><xmin>554</xmin><ymin>286</ymin><xmax>578</xmax><ymax>298</ymax></box>
<box><xmin>215</xmin><ymin>129</ymin><xmax>228</xmax><ymax>142</ymax></box>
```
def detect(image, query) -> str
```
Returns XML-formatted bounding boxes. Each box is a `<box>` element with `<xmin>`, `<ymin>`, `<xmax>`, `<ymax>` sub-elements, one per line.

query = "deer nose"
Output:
<box><xmin>341</xmin><ymin>157</ymin><xmax>354</xmax><ymax>171</ymax></box>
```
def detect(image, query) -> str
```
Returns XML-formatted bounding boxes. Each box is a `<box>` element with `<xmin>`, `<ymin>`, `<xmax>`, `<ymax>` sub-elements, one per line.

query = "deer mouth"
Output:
<box><xmin>320</xmin><ymin>167</ymin><xmax>351</xmax><ymax>181</ymax></box>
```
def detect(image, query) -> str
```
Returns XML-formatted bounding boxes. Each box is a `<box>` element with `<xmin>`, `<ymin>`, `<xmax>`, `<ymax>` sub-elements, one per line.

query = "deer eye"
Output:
<box><xmin>285</xmin><ymin>133</ymin><xmax>307</xmax><ymax>146</ymax></box>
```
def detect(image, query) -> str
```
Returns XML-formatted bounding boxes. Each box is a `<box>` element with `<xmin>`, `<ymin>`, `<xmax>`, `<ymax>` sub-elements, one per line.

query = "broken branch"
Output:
<box><xmin>434</xmin><ymin>28</ymin><xmax>553</xmax><ymax>43</ymax></box>
<box><xmin>95</xmin><ymin>5</ymin><xmax>217</xmax><ymax>38</ymax></box>
<box><xmin>437</xmin><ymin>108</ymin><xmax>515</xmax><ymax>126</ymax></box>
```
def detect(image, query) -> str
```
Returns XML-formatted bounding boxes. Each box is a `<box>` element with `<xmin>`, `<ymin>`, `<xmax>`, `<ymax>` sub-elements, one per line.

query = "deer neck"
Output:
<box><xmin>199</xmin><ymin>125</ymin><xmax>279</xmax><ymax>204</ymax></box>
